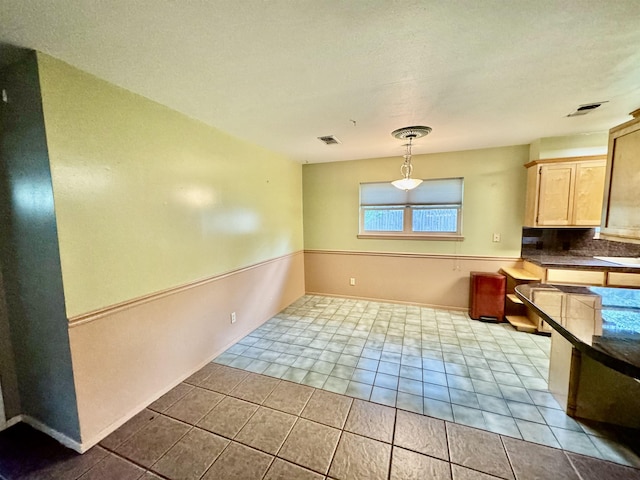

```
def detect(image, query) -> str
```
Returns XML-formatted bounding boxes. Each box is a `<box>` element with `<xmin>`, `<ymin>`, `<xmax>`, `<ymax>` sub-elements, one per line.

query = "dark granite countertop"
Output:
<box><xmin>522</xmin><ymin>255</ymin><xmax>640</xmax><ymax>272</ymax></box>
<box><xmin>515</xmin><ymin>283</ymin><xmax>640</xmax><ymax>379</ymax></box>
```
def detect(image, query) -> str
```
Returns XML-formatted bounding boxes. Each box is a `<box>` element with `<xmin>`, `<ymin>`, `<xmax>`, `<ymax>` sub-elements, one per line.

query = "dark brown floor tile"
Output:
<box><xmin>567</xmin><ymin>452</ymin><xmax>640</xmax><ymax>480</ymax></box>
<box><xmin>201</xmin><ymin>442</ymin><xmax>273</xmax><ymax>480</ymax></box>
<box><xmin>100</xmin><ymin>409</ymin><xmax>157</xmax><ymax>450</ymax></box>
<box><xmin>79</xmin><ymin>453</ymin><xmax>145</xmax><ymax>480</ymax></box>
<box><xmin>18</xmin><ymin>444</ymin><xmax>109</xmax><ymax>480</ymax></box>
<box><xmin>164</xmin><ymin>387</ymin><xmax>224</xmax><ymax>424</ymax></box>
<box><xmin>235</xmin><ymin>406</ymin><xmax>297</xmax><ymax>454</ymax></box>
<box><xmin>196</xmin><ymin>396</ymin><xmax>258</xmax><ymax>438</ymax></box>
<box><xmin>184</xmin><ymin>363</ymin><xmax>220</xmax><ymax>386</ymax></box>
<box><xmin>264</xmin><ymin>458</ymin><xmax>325</xmax><ymax>480</ymax></box>
<box><xmin>502</xmin><ymin>436</ymin><xmax>579</xmax><ymax>480</ymax></box>
<box><xmin>390</xmin><ymin>446</ymin><xmax>451</xmax><ymax>480</ymax></box>
<box><xmin>151</xmin><ymin>428</ymin><xmax>228</xmax><ymax>480</ymax></box>
<box><xmin>199</xmin><ymin>365</ymin><xmax>249</xmax><ymax>394</ymax></box>
<box><xmin>447</xmin><ymin>423</ymin><xmax>514</xmax><ymax>480</ymax></box>
<box><xmin>344</xmin><ymin>399</ymin><xmax>395</xmax><ymax>443</ymax></box>
<box><xmin>114</xmin><ymin>415</ymin><xmax>190</xmax><ymax>468</ymax></box>
<box><xmin>229</xmin><ymin>372</ymin><xmax>280</xmax><ymax>404</ymax></box>
<box><xmin>148</xmin><ymin>383</ymin><xmax>194</xmax><ymax>413</ymax></box>
<box><xmin>328</xmin><ymin>432</ymin><xmax>391</xmax><ymax>480</ymax></box>
<box><xmin>263</xmin><ymin>381</ymin><xmax>314</xmax><ymax>415</ymax></box>
<box><xmin>278</xmin><ymin>418</ymin><xmax>341</xmax><ymax>474</ymax></box>
<box><xmin>394</xmin><ymin>410</ymin><xmax>448</xmax><ymax>461</ymax></box>
<box><xmin>451</xmin><ymin>464</ymin><xmax>504</xmax><ymax>480</ymax></box>
<box><xmin>301</xmin><ymin>389</ymin><xmax>353</xmax><ymax>429</ymax></box>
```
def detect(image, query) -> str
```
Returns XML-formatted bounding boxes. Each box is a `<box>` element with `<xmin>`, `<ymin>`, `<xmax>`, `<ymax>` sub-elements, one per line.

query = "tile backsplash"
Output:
<box><xmin>521</xmin><ymin>228</ymin><xmax>640</xmax><ymax>258</ymax></box>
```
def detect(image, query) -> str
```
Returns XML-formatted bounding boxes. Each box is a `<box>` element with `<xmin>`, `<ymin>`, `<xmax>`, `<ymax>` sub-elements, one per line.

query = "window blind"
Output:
<box><xmin>360</xmin><ymin>177</ymin><xmax>463</xmax><ymax>206</ymax></box>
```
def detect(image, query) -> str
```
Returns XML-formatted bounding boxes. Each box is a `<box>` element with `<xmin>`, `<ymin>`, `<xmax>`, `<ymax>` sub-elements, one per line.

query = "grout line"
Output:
<box><xmin>499</xmin><ymin>434</ymin><xmax>519</xmax><ymax>480</ymax></box>
<box><xmin>387</xmin><ymin>408</ymin><xmax>398</xmax><ymax>480</ymax></box>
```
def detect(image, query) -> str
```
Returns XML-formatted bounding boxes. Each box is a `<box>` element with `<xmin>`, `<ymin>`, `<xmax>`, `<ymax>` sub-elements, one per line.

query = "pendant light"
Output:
<box><xmin>390</xmin><ymin>126</ymin><xmax>432</xmax><ymax>191</ymax></box>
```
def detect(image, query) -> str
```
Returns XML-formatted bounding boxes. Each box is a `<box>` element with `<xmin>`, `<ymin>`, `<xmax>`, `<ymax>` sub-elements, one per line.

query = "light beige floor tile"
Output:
<box><xmin>199</xmin><ymin>366</ymin><xmax>249</xmax><ymax>394</ymax></box>
<box><xmin>234</xmin><ymin>406</ymin><xmax>297</xmax><ymax>454</ymax></box>
<box><xmin>301</xmin><ymin>389</ymin><xmax>353</xmax><ymax>429</ymax></box>
<box><xmin>264</xmin><ymin>458</ymin><xmax>325</xmax><ymax>480</ymax></box>
<box><xmin>263</xmin><ymin>380</ymin><xmax>314</xmax><ymax>415</ymax></box>
<box><xmin>201</xmin><ymin>442</ymin><xmax>273</xmax><ymax>480</ymax></box>
<box><xmin>394</xmin><ymin>410</ymin><xmax>448</xmax><ymax>461</ymax></box>
<box><xmin>114</xmin><ymin>416</ymin><xmax>190</xmax><ymax>468</ymax></box>
<box><xmin>344</xmin><ymin>399</ymin><xmax>395</xmax><ymax>443</ymax></box>
<box><xmin>566</xmin><ymin>452</ymin><xmax>640</xmax><ymax>480</ymax></box>
<box><xmin>81</xmin><ymin>453</ymin><xmax>145</xmax><ymax>480</ymax></box>
<box><xmin>229</xmin><ymin>372</ymin><xmax>280</xmax><ymax>404</ymax></box>
<box><xmin>151</xmin><ymin>428</ymin><xmax>228</xmax><ymax>480</ymax></box>
<box><xmin>163</xmin><ymin>387</ymin><xmax>224</xmax><ymax>425</ymax></box>
<box><xmin>278</xmin><ymin>419</ymin><xmax>341</xmax><ymax>474</ymax></box>
<box><xmin>184</xmin><ymin>363</ymin><xmax>220</xmax><ymax>387</ymax></box>
<box><xmin>502</xmin><ymin>436</ymin><xmax>579</xmax><ymax>480</ymax></box>
<box><xmin>148</xmin><ymin>384</ymin><xmax>194</xmax><ymax>413</ymax></box>
<box><xmin>328</xmin><ymin>432</ymin><xmax>391</xmax><ymax>480</ymax></box>
<box><xmin>447</xmin><ymin>422</ymin><xmax>514</xmax><ymax>480</ymax></box>
<box><xmin>390</xmin><ymin>447</ymin><xmax>451</xmax><ymax>480</ymax></box>
<box><xmin>197</xmin><ymin>396</ymin><xmax>257</xmax><ymax>438</ymax></box>
<box><xmin>451</xmin><ymin>464</ymin><xmax>504</xmax><ymax>479</ymax></box>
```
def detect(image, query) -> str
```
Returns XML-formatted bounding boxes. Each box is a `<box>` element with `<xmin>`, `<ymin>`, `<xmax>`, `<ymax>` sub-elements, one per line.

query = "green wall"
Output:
<box><xmin>0</xmin><ymin>51</ymin><xmax>80</xmax><ymax>439</ymax></box>
<box><xmin>303</xmin><ymin>145</ymin><xmax>528</xmax><ymax>257</ymax></box>
<box><xmin>37</xmin><ymin>54</ymin><xmax>304</xmax><ymax>318</ymax></box>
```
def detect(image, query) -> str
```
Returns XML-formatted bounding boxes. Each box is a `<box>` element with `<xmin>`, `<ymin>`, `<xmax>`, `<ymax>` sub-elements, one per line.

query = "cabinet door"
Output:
<box><xmin>602</xmin><ymin>118</ymin><xmax>640</xmax><ymax>242</ymax></box>
<box><xmin>537</xmin><ymin>164</ymin><xmax>575</xmax><ymax>226</ymax></box>
<box><xmin>572</xmin><ymin>161</ymin><xmax>606</xmax><ymax>225</ymax></box>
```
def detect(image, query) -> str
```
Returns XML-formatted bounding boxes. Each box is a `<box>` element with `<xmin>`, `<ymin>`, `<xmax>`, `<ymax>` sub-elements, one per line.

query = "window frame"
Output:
<box><xmin>357</xmin><ymin>178</ymin><xmax>464</xmax><ymax>240</ymax></box>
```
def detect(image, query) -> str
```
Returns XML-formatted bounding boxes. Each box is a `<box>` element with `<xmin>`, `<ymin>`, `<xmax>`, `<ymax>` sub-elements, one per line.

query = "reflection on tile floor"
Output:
<box><xmin>214</xmin><ymin>295</ymin><xmax>640</xmax><ymax>466</ymax></box>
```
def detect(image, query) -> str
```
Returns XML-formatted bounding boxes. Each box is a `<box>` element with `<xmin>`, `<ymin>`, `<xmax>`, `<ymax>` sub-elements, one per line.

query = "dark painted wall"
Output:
<box><xmin>0</xmin><ymin>51</ymin><xmax>80</xmax><ymax>440</ymax></box>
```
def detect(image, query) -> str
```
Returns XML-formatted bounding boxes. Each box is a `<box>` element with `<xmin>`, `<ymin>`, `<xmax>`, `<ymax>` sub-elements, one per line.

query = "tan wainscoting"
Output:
<box><xmin>304</xmin><ymin>250</ymin><xmax>521</xmax><ymax>310</ymax></box>
<box><xmin>68</xmin><ymin>251</ymin><xmax>304</xmax><ymax>450</ymax></box>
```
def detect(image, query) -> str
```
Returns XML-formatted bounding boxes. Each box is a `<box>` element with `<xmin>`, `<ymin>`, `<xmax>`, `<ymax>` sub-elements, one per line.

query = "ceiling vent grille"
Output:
<box><xmin>567</xmin><ymin>101</ymin><xmax>608</xmax><ymax>117</ymax></box>
<box><xmin>318</xmin><ymin>135</ymin><xmax>341</xmax><ymax>145</ymax></box>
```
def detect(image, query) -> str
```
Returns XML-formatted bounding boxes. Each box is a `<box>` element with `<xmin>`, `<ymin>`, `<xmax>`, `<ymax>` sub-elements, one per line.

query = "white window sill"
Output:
<box><xmin>357</xmin><ymin>234</ymin><xmax>464</xmax><ymax>241</ymax></box>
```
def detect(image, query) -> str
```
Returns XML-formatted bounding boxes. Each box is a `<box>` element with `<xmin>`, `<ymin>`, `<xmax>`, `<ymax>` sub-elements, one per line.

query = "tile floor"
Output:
<box><xmin>213</xmin><ymin>295</ymin><xmax>640</xmax><ymax>467</ymax></box>
<box><xmin>1</xmin><ymin>294</ymin><xmax>639</xmax><ymax>480</ymax></box>
<box><xmin>2</xmin><ymin>363</ymin><xmax>640</xmax><ymax>480</ymax></box>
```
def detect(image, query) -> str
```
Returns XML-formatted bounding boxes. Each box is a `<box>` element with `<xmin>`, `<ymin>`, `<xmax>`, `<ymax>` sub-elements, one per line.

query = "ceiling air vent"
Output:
<box><xmin>567</xmin><ymin>101</ymin><xmax>608</xmax><ymax>117</ymax></box>
<box><xmin>318</xmin><ymin>135</ymin><xmax>341</xmax><ymax>145</ymax></box>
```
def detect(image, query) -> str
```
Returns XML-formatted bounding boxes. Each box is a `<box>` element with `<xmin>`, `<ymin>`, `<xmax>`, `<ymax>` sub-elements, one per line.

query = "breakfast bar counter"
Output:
<box><xmin>515</xmin><ymin>283</ymin><xmax>640</xmax><ymax>379</ymax></box>
<box><xmin>515</xmin><ymin>283</ymin><xmax>640</xmax><ymax>428</ymax></box>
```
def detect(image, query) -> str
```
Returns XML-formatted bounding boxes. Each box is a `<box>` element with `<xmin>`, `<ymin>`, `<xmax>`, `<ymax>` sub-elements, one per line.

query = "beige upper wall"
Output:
<box><xmin>303</xmin><ymin>145</ymin><xmax>529</xmax><ymax>257</ymax></box>
<box><xmin>37</xmin><ymin>54</ymin><xmax>304</xmax><ymax>318</ymax></box>
<box><xmin>529</xmin><ymin>132</ymin><xmax>608</xmax><ymax>161</ymax></box>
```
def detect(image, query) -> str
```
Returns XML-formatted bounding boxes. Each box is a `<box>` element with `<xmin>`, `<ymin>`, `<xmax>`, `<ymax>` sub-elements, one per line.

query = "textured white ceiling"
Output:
<box><xmin>1</xmin><ymin>1</ymin><xmax>640</xmax><ymax>163</ymax></box>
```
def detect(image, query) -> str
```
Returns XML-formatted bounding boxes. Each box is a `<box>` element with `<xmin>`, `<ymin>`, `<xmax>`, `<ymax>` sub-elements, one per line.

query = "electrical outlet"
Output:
<box><xmin>492</xmin><ymin>233</ymin><xmax>501</xmax><ymax>242</ymax></box>
<box><xmin>230</xmin><ymin>312</ymin><xmax>237</xmax><ymax>324</ymax></box>
<box><xmin>349</xmin><ymin>277</ymin><xmax>356</xmax><ymax>286</ymax></box>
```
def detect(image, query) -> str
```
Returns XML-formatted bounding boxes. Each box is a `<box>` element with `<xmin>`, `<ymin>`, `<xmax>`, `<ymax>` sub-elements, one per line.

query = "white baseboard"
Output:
<box><xmin>0</xmin><ymin>414</ymin><xmax>23</xmax><ymax>432</ymax></box>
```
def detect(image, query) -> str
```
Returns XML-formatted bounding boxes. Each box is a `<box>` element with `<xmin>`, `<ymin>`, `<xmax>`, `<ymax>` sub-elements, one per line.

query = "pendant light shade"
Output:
<box><xmin>391</xmin><ymin>177</ymin><xmax>423</xmax><ymax>190</ymax></box>
<box><xmin>390</xmin><ymin>126</ymin><xmax>432</xmax><ymax>191</ymax></box>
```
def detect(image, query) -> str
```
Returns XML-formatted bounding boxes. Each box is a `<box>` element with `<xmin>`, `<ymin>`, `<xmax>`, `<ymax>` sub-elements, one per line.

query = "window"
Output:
<box><xmin>359</xmin><ymin>178</ymin><xmax>464</xmax><ymax>239</ymax></box>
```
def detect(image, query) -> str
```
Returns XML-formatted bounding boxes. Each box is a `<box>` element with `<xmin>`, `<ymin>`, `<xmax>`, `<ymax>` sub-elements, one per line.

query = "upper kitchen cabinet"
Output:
<box><xmin>601</xmin><ymin>109</ymin><xmax>640</xmax><ymax>244</ymax></box>
<box><xmin>523</xmin><ymin>156</ymin><xmax>606</xmax><ymax>227</ymax></box>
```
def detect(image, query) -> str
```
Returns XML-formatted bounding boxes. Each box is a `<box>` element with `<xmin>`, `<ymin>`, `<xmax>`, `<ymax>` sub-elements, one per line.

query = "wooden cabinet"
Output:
<box><xmin>524</xmin><ymin>156</ymin><xmax>606</xmax><ymax>227</ymax></box>
<box><xmin>545</xmin><ymin>268</ymin><xmax>605</xmax><ymax>286</ymax></box>
<box><xmin>606</xmin><ymin>272</ymin><xmax>640</xmax><ymax>287</ymax></box>
<box><xmin>601</xmin><ymin>108</ymin><xmax>640</xmax><ymax>244</ymax></box>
